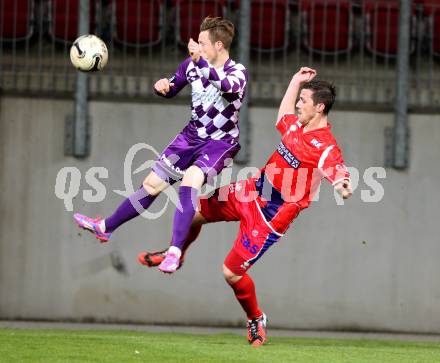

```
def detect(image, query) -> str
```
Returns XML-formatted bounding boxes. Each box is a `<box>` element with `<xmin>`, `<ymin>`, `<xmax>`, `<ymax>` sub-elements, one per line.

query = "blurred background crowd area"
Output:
<box><xmin>1</xmin><ymin>0</ymin><xmax>439</xmax><ymax>108</ymax></box>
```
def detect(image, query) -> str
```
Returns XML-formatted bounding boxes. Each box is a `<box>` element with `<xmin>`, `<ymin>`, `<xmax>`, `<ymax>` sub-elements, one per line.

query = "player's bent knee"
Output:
<box><xmin>223</xmin><ymin>264</ymin><xmax>241</xmax><ymax>285</ymax></box>
<box><xmin>142</xmin><ymin>171</ymin><xmax>170</xmax><ymax>196</ymax></box>
<box><xmin>181</xmin><ymin>166</ymin><xmax>205</xmax><ymax>189</ymax></box>
<box><xmin>142</xmin><ymin>180</ymin><xmax>157</xmax><ymax>196</ymax></box>
<box><xmin>142</xmin><ymin>177</ymin><xmax>161</xmax><ymax>196</ymax></box>
<box><xmin>192</xmin><ymin>212</ymin><xmax>207</xmax><ymax>227</ymax></box>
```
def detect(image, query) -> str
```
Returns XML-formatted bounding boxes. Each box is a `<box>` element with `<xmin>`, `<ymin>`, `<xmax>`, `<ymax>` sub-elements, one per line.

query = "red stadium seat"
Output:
<box><xmin>48</xmin><ymin>0</ymin><xmax>97</xmax><ymax>42</ymax></box>
<box><xmin>113</xmin><ymin>0</ymin><xmax>164</xmax><ymax>46</ymax></box>
<box><xmin>417</xmin><ymin>0</ymin><xmax>440</xmax><ymax>56</ymax></box>
<box><xmin>364</xmin><ymin>0</ymin><xmax>416</xmax><ymax>57</ymax></box>
<box><xmin>174</xmin><ymin>0</ymin><xmax>226</xmax><ymax>46</ymax></box>
<box><xmin>250</xmin><ymin>0</ymin><xmax>289</xmax><ymax>50</ymax></box>
<box><xmin>300</xmin><ymin>0</ymin><xmax>352</xmax><ymax>54</ymax></box>
<box><xmin>0</xmin><ymin>0</ymin><xmax>34</xmax><ymax>40</ymax></box>
<box><xmin>230</xmin><ymin>0</ymin><xmax>289</xmax><ymax>50</ymax></box>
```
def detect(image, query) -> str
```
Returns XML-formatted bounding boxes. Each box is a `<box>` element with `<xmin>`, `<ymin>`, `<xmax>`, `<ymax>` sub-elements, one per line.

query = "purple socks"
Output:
<box><xmin>170</xmin><ymin>186</ymin><xmax>198</xmax><ymax>250</ymax></box>
<box><xmin>105</xmin><ymin>187</ymin><xmax>157</xmax><ymax>232</ymax></box>
<box><xmin>104</xmin><ymin>185</ymin><xmax>198</xmax><ymax>242</ymax></box>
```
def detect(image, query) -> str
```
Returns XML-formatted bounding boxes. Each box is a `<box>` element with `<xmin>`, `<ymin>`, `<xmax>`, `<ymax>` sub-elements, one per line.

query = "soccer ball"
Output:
<box><xmin>70</xmin><ymin>34</ymin><xmax>108</xmax><ymax>72</ymax></box>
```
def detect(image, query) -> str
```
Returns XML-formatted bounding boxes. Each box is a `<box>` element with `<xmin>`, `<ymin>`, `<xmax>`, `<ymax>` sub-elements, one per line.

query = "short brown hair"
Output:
<box><xmin>200</xmin><ymin>17</ymin><xmax>235</xmax><ymax>50</ymax></box>
<box><xmin>302</xmin><ymin>80</ymin><xmax>336</xmax><ymax>115</ymax></box>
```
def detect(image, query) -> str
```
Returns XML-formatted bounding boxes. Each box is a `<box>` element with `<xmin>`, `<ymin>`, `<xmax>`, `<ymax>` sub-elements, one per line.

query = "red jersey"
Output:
<box><xmin>250</xmin><ymin>113</ymin><xmax>350</xmax><ymax>234</ymax></box>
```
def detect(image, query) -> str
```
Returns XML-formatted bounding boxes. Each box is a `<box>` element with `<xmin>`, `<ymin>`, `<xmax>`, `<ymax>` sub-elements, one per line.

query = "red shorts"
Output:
<box><xmin>199</xmin><ymin>179</ymin><xmax>283</xmax><ymax>276</ymax></box>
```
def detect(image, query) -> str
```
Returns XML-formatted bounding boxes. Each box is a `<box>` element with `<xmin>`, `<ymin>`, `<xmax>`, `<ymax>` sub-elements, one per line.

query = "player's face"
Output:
<box><xmin>198</xmin><ymin>30</ymin><xmax>218</xmax><ymax>63</ymax></box>
<box><xmin>296</xmin><ymin>89</ymin><xmax>320</xmax><ymax>124</ymax></box>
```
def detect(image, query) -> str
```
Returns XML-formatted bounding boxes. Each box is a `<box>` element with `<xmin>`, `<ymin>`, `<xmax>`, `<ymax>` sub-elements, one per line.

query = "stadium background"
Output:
<box><xmin>1</xmin><ymin>0</ymin><xmax>440</xmax><ymax>334</ymax></box>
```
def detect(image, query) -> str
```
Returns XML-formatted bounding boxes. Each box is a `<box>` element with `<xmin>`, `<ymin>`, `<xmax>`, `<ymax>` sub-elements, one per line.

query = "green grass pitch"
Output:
<box><xmin>1</xmin><ymin>328</ymin><xmax>440</xmax><ymax>363</ymax></box>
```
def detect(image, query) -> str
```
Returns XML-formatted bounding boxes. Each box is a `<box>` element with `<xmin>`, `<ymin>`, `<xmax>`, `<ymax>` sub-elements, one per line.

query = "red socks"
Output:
<box><xmin>230</xmin><ymin>274</ymin><xmax>262</xmax><ymax>320</ymax></box>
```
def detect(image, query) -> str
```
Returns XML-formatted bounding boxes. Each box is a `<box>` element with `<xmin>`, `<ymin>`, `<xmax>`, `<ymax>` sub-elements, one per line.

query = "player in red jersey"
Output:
<box><xmin>139</xmin><ymin>67</ymin><xmax>353</xmax><ymax>346</ymax></box>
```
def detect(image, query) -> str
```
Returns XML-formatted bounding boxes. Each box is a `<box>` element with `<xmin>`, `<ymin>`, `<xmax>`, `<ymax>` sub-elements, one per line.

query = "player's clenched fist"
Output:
<box><xmin>334</xmin><ymin>179</ymin><xmax>353</xmax><ymax>199</ymax></box>
<box><xmin>154</xmin><ymin>78</ymin><xmax>175</xmax><ymax>96</ymax></box>
<box><xmin>188</xmin><ymin>38</ymin><xmax>201</xmax><ymax>62</ymax></box>
<box><xmin>292</xmin><ymin>67</ymin><xmax>317</xmax><ymax>85</ymax></box>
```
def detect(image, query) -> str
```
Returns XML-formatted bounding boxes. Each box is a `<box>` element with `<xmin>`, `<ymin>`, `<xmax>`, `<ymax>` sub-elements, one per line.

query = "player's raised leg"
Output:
<box><xmin>73</xmin><ymin>171</ymin><xmax>168</xmax><ymax>242</ymax></box>
<box><xmin>73</xmin><ymin>130</ymin><xmax>196</xmax><ymax>242</ymax></box>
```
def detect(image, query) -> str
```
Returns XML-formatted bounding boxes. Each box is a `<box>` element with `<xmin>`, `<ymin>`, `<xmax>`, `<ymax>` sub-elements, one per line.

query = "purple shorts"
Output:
<box><xmin>153</xmin><ymin>130</ymin><xmax>240</xmax><ymax>184</ymax></box>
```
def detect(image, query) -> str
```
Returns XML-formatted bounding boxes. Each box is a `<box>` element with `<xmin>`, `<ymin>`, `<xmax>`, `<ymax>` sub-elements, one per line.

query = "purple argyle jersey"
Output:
<box><xmin>152</xmin><ymin>56</ymin><xmax>247</xmax><ymax>184</ymax></box>
<box><xmin>153</xmin><ymin>125</ymin><xmax>240</xmax><ymax>184</ymax></box>
<box><xmin>155</xmin><ymin>56</ymin><xmax>248</xmax><ymax>142</ymax></box>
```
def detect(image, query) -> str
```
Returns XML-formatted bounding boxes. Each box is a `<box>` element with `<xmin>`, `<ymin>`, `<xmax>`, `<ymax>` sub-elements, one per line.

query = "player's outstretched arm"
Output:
<box><xmin>276</xmin><ymin>67</ymin><xmax>316</xmax><ymax>123</ymax></box>
<box><xmin>153</xmin><ymin>59</ymin><xmax>190</xmax><ymax>98</ymax></box>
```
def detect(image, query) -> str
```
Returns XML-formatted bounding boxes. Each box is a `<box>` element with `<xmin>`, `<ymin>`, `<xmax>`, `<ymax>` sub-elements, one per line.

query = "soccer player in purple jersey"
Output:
<box><xmin>73</xmin><ymin>17</ymin><xmax>248</xmax><ymax>271</ymax></box>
